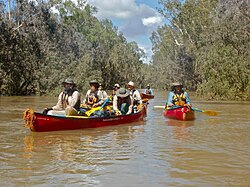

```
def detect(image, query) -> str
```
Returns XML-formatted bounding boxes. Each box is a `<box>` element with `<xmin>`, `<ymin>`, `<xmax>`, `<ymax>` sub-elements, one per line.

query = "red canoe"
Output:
<box><xmin>163</xmin><ymin>106</ymin><xmax>195</xmax><ymax>121</ymax></box>
<box><xmin>23</xmin><ymin>105</ymin><xmax>147</xmax><ymax>132</ymax></box>
<box><xmin>140</xmin><ymin>93</ymin><xmax>154</xmax><ymax>99</ymax></box>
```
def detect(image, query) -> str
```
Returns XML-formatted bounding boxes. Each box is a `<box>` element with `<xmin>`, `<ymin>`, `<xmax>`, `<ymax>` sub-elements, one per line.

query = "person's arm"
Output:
<box><xmin>126</xmin><ymin>96</ymin><xmax>133</xmax><ymax>114</ymax></box>
<box><xmin>94</xmin><ymin>90</ymin><xmax>104</xmax><ymax>107</ymax></box>
<box><xmin>68</xmin><ymin>91</ymin><xmax>81</xmax><ymax>107</ymax></box>
<box><xmin>150</xmin><ymin>89</ymin><xmax>153</xmax><ymax>95</ymax></box>
<box><xmin>113</xmin><ymin>95</ymin><xmax>118</xmax><ymax>111</ymax></box>
<box><xmin>167</xmin><ymin>92</ymin><xmax>174</xmax><ymax>106</ymax></box>
<box><xmin>103</xmin><ymin>91</ymin><xmax>108</xmax><ymax>100</ymax></box>
<box><xmin>52</xmin><ymin>92</ymin><xmax>63</xmax><ymax>110</ymax></box>
<box><xmin>184</xmin><ymin>92</ymin><xmax>191</xmax><ymax>105</ymax></box>
<box><xmin>82</xmin><ymin>90</ymin><xmax>90</xmax><ymax>104</ymax></box>
<box><xmin>135</xmin><ymin>90</ymin><xmax>142</xmax><ymax>104</ymax></box>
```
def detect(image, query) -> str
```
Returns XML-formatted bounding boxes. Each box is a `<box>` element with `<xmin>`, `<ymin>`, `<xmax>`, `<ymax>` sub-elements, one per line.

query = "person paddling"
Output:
<box><xmin>145</xmin><ymin>84</ymin><xmax>153</xmax><ymax>95</ymax></box>
<box><xmin>113</xmin><ymin>88</ymin><xmax>133</xmax><ymax>115</ymax></box>
<box><xmin>166</xmin><ymin>82</ymin><xmax>191</xmax><ymax>109</ymax></box>
<box><xmin>43</xmin><ymin>78</ymin><xmax>81</xmax><ymax>116</ymax></box>
<box><xmin>82</xmin><ymin>80</ymin><xmax>104</xmax><ymax>108</ymax></box>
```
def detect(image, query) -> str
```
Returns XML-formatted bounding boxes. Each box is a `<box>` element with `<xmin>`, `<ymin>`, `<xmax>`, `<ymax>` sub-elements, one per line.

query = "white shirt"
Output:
<box><xmin>130</xmin><ymin>89</ymin><xmax>142</xmax><ymax>104</ymax></box>
<box><xmin>52</xmin><ymin>91</ymin><xmax>81</xmax><ymax>110</ymax></box>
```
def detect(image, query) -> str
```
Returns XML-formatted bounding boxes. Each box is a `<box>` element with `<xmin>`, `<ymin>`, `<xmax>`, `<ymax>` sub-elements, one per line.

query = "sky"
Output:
<box><xmin>87</xmin><ymin>0</ymin><xmax>165</xmax><ymax>63</ymax></box>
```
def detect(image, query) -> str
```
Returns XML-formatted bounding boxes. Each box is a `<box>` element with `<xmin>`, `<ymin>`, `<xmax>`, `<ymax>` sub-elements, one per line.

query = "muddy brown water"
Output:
<box><xmin>0</xmin><ymin>91</ymin><xmax>249</xmax><ymax>186</ymax></box>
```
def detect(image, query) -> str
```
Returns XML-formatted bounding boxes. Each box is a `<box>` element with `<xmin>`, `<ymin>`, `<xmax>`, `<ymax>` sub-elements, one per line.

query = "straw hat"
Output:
<box><xmin>89</xmin><ymin>80</ymin><xmax>99</xmax><ymax>87</ymax></box>
<box><xmin>116</xmin><ymin>88</ymin><xmax>130</xmax><ymax>98</ymax></box>
<box><xmin>128</xmin><ymin>81</ymin><xmax>134</xmax><ymax>87</ymax></box>
<box><xmin>62</xmin><ymin>78</ymin><xmax>76</xmax><ymax>86</ymax></box>
<box><xmin>114</xmin><ymin>83</ymin><xmax>120</xmax><ymax>88</ymax></box>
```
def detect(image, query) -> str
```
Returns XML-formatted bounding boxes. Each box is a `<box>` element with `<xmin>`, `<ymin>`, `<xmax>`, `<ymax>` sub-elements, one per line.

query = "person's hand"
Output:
<box><xmin>42</xmin><ymin>108</ymin><xmax>52</xmax><ymax>115</ymax></box>
<box><xmin>184</xmin><ymin>104</ymin><xmax>191</xmax><ymax>109</ymax></box>
<box><xmin>92</xmin><ymin>103</ymin><xmax>99</xmax><ymax>108</ymax></box>
<box><xmin>169</xmin><ymin>103</ymin><xmax>174</xmax><ymax>107</ymax></box>
<box><xmin>126</xmin><ymin>111</ymin><xmax>131</xmax><ymax>115</ymax></box>
<box><xmin>116</xmin><ymin>110</ymin><xmax>122</xmax><ymax>116</ymax></box>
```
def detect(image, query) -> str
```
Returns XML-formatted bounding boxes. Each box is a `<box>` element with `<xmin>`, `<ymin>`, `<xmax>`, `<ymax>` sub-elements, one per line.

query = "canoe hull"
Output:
<box><xmin>140</xmin><ymin>93</ymin><xmax>154</xmax><ymax>99</ymax></box>
<box><xmin>24</xmin><ymin>106</ymin><xmax>147</xmax><ymax>132</ymax></box>
<box><xmin>163</xmin><ymin>107</ymin><xmax>195</xmax><ymax>121</ymax></box>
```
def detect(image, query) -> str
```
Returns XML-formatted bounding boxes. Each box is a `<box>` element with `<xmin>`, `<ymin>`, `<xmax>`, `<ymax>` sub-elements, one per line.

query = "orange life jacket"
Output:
<box><xmin>172</xmin><ymin>93</ymin><xmax>187</xmax><ymax>106</ymax></box>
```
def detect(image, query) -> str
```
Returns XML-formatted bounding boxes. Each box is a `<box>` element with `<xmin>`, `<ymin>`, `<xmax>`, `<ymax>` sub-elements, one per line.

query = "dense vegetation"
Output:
<box><xmin>0</xmin><ymin>0</ymin><xmax>145</xmax><ymax>95</ymax></box>
<box><xmin>149</xmin><ymin>0</ymin><xmax>249</xmax><ymax>100</ymax></box>
<box><xmin>0</xmin><ymin>0</ymin><xmax>249</xmax><ymax>100</ymax></box>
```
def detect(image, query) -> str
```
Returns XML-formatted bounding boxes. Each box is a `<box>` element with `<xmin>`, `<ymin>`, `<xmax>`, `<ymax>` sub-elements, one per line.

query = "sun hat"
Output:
<box><xmin>89</xmin><ymin>80</ymin><xmax>99</xmax><ymax>87</ymax></box>
<box><xmin>98</xmin><ymin>84</ymin><xmax>103</xmax><ymax>90</ymax></box>
<box><xmin>171</xmin><ymin>82</ymin><xmax>183</xmax><ymax>91</ymax></box>
<box><xmin>172</xmin><ymin>82</ymin><xmax>183</xmax><ymax>87</ymax></box>
<box><xmin>63</xmin><ymin>78</ymin><xmax>76</xmax><ymax>85</ymax></box>
<box><xmin>116</xmin><ymin>88</ymin><xmax>130</xmax><ymax>98</ymax></box>
<box><xmin>147</xmin><ymin>84</ymin><xmax>150</xmax><ymax>87</ymax></box>
<box><xmin>128</xmin><ymin>81</ymin><xmax>134</xmax><ymax>87</ymax></box>
<box><xmin>114</xmin><ymin>83</ymin><xmax>120</xmax><ymax>88</ymax></box>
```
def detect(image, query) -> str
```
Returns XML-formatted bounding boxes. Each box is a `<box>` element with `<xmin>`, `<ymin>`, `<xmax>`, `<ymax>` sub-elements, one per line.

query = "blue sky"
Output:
<box><xmin>87</xmin><ymin>0</ymin><xmax>165</xmax><ymax>63</ymax></box>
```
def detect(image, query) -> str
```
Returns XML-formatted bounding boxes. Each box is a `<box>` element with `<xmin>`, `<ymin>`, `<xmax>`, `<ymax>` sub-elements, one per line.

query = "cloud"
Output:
<box><xmin>87</xmin><ymin>0</ymin><xmax>164</xmax><ymax>63</ymax></box>
<box><xmin>142</xmin><ymin>16</ymin><xmax>162</xmax><ymax>26</ymax></box>
<box><xmin>88</xmin><ymin>0</ymin><xmax>137</xmax><ymax>19</ymax></box>
<box><xmin>87</xmin><ymin>0</ymin><xmax>163</xmax><ymax>37</ymax></box>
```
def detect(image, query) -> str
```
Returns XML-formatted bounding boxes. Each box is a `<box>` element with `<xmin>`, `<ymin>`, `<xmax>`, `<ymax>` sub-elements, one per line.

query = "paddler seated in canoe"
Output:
<box><xmin>144</xmin><ymin>84</ymin><xmax>153</xmax><ymax>95</ymax></box>
<box><xmin>43</xmin><ymin>78</ymin><xmax>81</xmax><ymax>116</ymax></box>
<box><xmin>166</xmin><ymin>82</ymin><xmax>191</xmax><ymax>109</ymax></box>
<box><xmin>80</xmin><ymin>80</ymin><xmax>104</xmax><ymax>114</ymax></box>
<box><xmin>98</xmin><ymin>83</ymin><xmax>108</xmax><ymax>100</ymax></box>
<box><xmin>127</xmin><ymin>81</ymin><xmax>142</xmax><ymax>113</ymax></box>
<box><xmin>113</xmin><ymin>88</ymin><xmax>133</xmax><ymax>115</ymax></box>
<box><xmin>112</xmin><ymin>83</ymin><xmax>120</xmax><ymax>96</ymax></box>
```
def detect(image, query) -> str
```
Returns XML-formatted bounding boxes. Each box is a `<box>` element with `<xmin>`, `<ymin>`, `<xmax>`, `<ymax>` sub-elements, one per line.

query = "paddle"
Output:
<box><xmin>153</xmin><ymin>105</ymin><xmax>181</xmax><ymax>109</ymax></box>
<box><xmin>191</xmin><ymin>108</ymin><xmax>218</xmax><ymax>116</ymax></box>
<box><xmin>153</xmin><ymin>105</ymin><xmax>218</xmax><ymax>116</ymax></box>
<box><xmin>85</xmin><ymin>96</ymin><xmax>111</xmax><ymax>117</ymax></box>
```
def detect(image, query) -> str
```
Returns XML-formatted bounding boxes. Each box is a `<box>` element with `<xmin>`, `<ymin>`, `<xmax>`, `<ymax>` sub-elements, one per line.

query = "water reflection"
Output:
<box><xmin>1</xmin><ymin>95</ymin><xmax>250</xmax><ymax>186</ymax></box>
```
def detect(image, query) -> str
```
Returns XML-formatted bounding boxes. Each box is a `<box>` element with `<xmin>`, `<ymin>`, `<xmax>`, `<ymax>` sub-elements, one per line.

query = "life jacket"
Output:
<box><xmin>87</xmin><ymin>91</ymin><xmax>98</xmax><ymax>106</ymax></box>
<box><xmin>117</xmin><ymin>96</ymin><xmax>131</xmax><ymax>114</ymax></box>
<box><xmin>61</xmin><ymin>88</ymin><xmax>80</xmax><ymax>110</ymax></box>
<box><xmin>172</xmin><ymin>92</ymin><xmax>187</xmax><ymax>106</ymax></box>
<box><xmin>146</xmin><ymin>89</ymin><xmax>152</xmax><ymax>95</ymax></box>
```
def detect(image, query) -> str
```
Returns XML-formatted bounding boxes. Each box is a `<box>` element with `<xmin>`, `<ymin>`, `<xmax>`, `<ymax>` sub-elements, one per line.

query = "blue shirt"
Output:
<box><xmin>144</xmin><ymin>88</ymin><xmax>153</xmax><ymax>95</ymax></box>
<box><xmin>167</xmin><ymin>91</ymin><xmax>191</xmax><ymax>106</ymax></box>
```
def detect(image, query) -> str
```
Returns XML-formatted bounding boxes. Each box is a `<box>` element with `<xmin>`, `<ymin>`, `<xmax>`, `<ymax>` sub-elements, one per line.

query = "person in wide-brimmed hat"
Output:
<box><xmin>166</xmin><ymin>82</ymin><xmax>191</xmax><ymax>109</ymax></box>
<box><xmin>98</xmin><ymin>83</ymin><xmax>108</xmax><ymax>100</ymax></box>
<box><xmin>82</xmin><ymin>80</ymin><xmax>104</xmax><ymax>109</ymax></box>
<box><xmin>144</xmin><ymin>84</ymin><xmax>153</xmax><ymax>95</ymax></box>
<box><xmin>113</xmin><ymin>88</ymin><xmax>133</xmax><ymax>115</ymax></box>
<box><xmin>127</xmin><ymin>81</ymin><xmax>142</xmax><ymax>108</ymax></box>
<box><xmin>43</xmin><ymin>78</ymin><xmax>81</xmax><ymax>116</ymax></box>
<box><xmin>112</xmin><ymin>83</ymin><xmax>120</xmax><ymax>96</ymax></box>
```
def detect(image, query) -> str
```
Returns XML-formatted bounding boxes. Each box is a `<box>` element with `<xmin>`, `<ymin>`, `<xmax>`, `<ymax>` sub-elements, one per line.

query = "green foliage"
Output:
<box><xmin>149</xmin><ymin>0</ymin><xmax>250</xmax><ymax>100</ymax></box>
<box><xmin>0</xmin><ymin>0</ymin><xmax>145</xmax><ymax>96</ymax></box>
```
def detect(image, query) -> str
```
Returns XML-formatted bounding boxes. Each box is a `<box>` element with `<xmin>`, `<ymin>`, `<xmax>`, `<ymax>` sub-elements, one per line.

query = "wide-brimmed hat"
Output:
<box><xmin>171</xmin><ymin>82</ymin><xmax>183</xmax><ymax>90</ymax></box>
<box><xmin>114</xmin><ymin>83</ymin><xmax>120</xmax><ymax>88</ymax></box>
<box><xmin>128</xmin><ymin>81</ymin><xmax>134</xmax><ymax>87</ymax></box>
<box><xmin>89</xmin><ymin>80</ymin><xmax>99</xmax><ymax>87</ymax></box>
<box><xmin>63</xmin><ymin>78</ymin><xmax>76</xmax><ymax>85</ymax></box>
<box><xmin>116</xmin><ymin>88</ymin><xmax>130</xmax><ymax>98</ymax></box>
<box><xmin>172</xmin><ymin>82</ymin><xmax>183</xmax><ymax>87</ymax></box>
<box><xmin>98</xmin><ymin>84</ymin><xmax>103</xmax><ymax>90</ymax></box>
<box><xmin>147</xmin><ymin>84</ymin><xmax>150</xmax><ymax>87</ymax></box>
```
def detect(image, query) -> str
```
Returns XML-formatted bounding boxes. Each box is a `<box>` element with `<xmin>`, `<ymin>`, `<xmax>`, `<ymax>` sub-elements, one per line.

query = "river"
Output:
<box><xmin>0</xmin><ymin>91</ymin><xmax>249</xmax><ymax>186</ymax></box>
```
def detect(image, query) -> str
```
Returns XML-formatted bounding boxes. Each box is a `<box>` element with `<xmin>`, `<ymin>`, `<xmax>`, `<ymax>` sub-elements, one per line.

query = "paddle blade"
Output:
<box><xmin>153</xmin><ymin>106</ymin><xmax>165</xmax><ymax>109</ymax></box>
<box><xmin>204</xmin><ymin>110</ymin><xmax>218</xmax><ymax>116</ymax></box>
<box><xmin>85</xmin><ymin>106</ymin><xmax>101</xmax><ymax>117</ymax></box>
